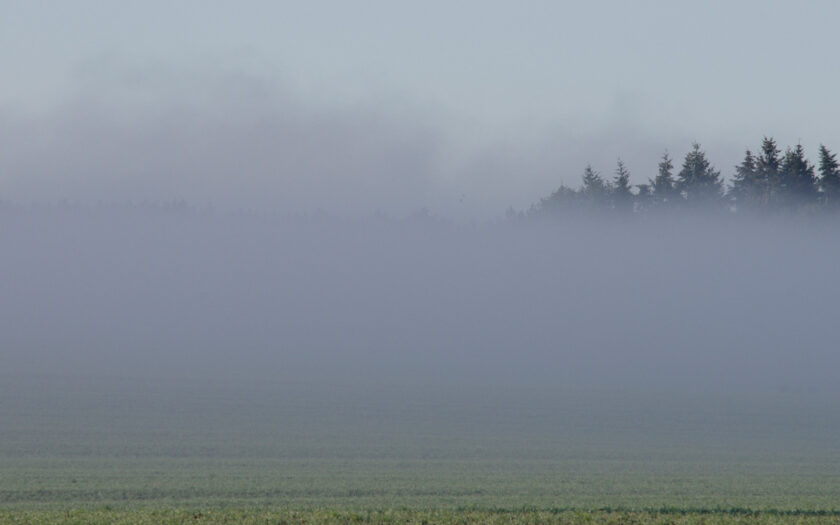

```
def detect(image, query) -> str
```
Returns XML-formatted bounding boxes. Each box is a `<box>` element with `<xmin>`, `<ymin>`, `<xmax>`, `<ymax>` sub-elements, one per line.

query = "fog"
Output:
<box><xmin>2</xmin><ymin>204</ymin><xmax>837</xmax><ymax>396</ymax></box>
<box><xmin>5</xmin><ymin>4</ymin><xmax>840</xmax><ymax>509</ymax></box>
<box><xmin>0</xmin><ymin>63</ymin><xmax>732</xmax><ymax>221</ymax></box>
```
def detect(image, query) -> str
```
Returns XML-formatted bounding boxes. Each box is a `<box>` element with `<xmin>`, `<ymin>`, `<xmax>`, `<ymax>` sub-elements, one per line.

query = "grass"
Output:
<box><xmin>3</xmin><ymin>455</ymin><xmax>840</xmax><ymax>510</ymax></box>
<box><xmin>4</xmin><ymin>508</ymin><xmax>840</xmax><ymax>524</ymax></box>
<box><xmin>2</xmin><ymin>374</ymin><xmax>840</xmax><ymax>522</ymax></box>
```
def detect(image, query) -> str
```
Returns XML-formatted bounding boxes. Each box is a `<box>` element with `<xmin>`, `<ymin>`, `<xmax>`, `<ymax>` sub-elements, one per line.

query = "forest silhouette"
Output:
<box><xmin>526</xmin><ymin>138</ymin><xmax>840</xmax><ymax>218</ymax></box>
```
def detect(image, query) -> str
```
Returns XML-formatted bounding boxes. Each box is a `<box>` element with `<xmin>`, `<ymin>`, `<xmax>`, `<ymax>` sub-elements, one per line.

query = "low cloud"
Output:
<box><xmin>0</xmin><ymin>63</ymin><xmax>443</xmax><ymax>216</ymax></box>
<box><xmin>0</xmin><ymin>62</ymin><xmax>742</xmax><ymax>219</ymax></box>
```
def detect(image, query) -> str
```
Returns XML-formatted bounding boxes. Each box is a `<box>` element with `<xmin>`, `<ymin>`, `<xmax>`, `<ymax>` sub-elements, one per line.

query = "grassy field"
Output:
<box><xmin>4</xmin><ymin>508</ymin><xmax>840</xmax><ymax>524</ymax></box>
<box><xmin>2</xmin><ymin>374</ymin><xmax>839</xmax><ymax>522</ymax></box>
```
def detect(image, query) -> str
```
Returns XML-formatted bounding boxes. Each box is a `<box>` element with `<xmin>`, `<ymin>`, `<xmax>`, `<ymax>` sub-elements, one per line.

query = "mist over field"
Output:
<box><xmin>6</xmin><ymin>3</ymin><xmax>840</xmax><ymax>514</ymax></box>
<box><xmin>2</xmin><ymin>205</ymin><xmax>837</xmax><ymax>396</ymax></box>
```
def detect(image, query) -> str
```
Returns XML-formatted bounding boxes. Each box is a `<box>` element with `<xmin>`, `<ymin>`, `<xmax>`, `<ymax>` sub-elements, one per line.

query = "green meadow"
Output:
<box><xmin>2</xmin><ymin>374</ymin><xmax>839</xmax><ymax>523</ymax></box>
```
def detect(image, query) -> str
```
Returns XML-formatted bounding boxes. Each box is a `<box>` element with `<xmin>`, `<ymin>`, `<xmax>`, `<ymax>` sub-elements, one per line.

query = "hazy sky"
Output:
<box><xmin>2</xmin><ymin>1</ymin><xmax>839</xmax><ymax>218</ymax></box>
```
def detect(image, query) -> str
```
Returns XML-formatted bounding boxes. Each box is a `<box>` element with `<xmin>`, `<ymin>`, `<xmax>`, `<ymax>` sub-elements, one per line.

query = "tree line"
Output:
<box><xmin>529</xmin><ymin>137</ymin><xmax>840</xmax><ymax>216</ymax></box>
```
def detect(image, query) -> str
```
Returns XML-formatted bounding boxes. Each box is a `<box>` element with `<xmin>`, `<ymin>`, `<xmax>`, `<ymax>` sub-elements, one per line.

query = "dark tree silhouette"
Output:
<box><xmin>818</xmin><ymin>145</ymin><xmax>840</xmax><ymax>209</ymax></box>
<box><xmin>729</xmin><ymin>150</ymin><xmax>761</xmax><ymax>211</ymax></box>
<box><xmin>779</xmin><ymin>144</ymin><xmax>818</xmax><ymax>211</ymax></box>
<box><xmin>612</xmin><ymin>159</ymin><xmax>633</xmax><ymax>213</ymax></box>
<box><xmin>650</xmin><ymin>152</ymin><xmax>679</xmax><ymax>208</ymax></box>
<box><xmin>676</xmin><ymin>143</ymin><xmax>723</xmax><ymax>205</ymax></box>
<box><xmin>538</xmin><ymin>184</ymin><xmax>579</xmax><ymax>215</ymax></box>
<box><xmin>528</xmin><ymin>138</ymin><xmax>840</xmax><ymax>218</ymax></box>
<box><xmin>755</xmin><ymin>137</ymin><xmax>782</xmax><ymax>210</ymax></box>
<box><xmin>580</xmin><ymin>164</ymin><xmax>608</xmax><ymax>209</ymax></box>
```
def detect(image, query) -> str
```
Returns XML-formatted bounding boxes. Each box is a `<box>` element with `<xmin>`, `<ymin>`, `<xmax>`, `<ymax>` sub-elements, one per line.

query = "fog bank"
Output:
<box><xmin>2</xmin><ymin>205</ymin><xmax>837</xmax><ymax>395</ymax></box>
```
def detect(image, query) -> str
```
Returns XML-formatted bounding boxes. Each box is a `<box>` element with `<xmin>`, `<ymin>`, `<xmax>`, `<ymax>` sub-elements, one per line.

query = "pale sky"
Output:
<box><xmin>2</xmin><ymin>1</ymin><xmax>839</xmax><ymax>218</ymax></box>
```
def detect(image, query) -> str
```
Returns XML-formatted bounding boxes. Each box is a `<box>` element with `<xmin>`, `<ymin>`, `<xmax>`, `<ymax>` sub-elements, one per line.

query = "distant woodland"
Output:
<box><xmin>4</xmin><ymin>136</ymin><xmax>839</xmax><ymax>221</ymax></box>
<box><xmin>525</xmin><ymin>137</ymin><xmax>840</xmax><ymax>218</ymax></box>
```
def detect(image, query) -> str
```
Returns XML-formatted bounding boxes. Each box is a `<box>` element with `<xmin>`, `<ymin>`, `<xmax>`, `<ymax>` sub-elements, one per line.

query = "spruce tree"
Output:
<box><xmin>729</xmin><ymin>149</ymin><xmax>761</xmax><ymax>211</ymax></box>
<box><xmin>818</xmin><ymin>145</ymin><xmax>840</xmax><ymax>209</ymax></box>
<box><xmin>539</xmin><ymin>184</ymin><xmax>579</xmax><ymax>215</ymax></box>
<box><xmin>650</xmin><ymin>152</ymin><xmax>678</xmax><ymax>208</ymax></box>
<box><xmin>755</xmin><ymin>137</ymin><xmax>781</xmax><ymax>209</ymax></box>
<box><xmin>581</xmin><ymin>164</ymin><xmax>609</xmax><ymax>209</ymax></box>
<box><xmin>676</xmin><ymin>143</ymin><xmax>723</xmax><ymax>206</ymax></box>
<box><xmin>611</xmin><ymin>159</ymin><xmax>633</xmax><ymax>213</ymax></box>
<box><xmin>779</xmin><ymin>144</ymin><xmax>817</xmax><ymax>211</ymax></box>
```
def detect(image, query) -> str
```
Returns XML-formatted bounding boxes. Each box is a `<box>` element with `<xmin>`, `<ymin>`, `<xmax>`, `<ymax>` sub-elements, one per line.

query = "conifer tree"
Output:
<box><xmin>539</xmin><ymin>183</ymin><xmax>579</xmax><ymax>215</ymax></box>
<box><xmin>531</xmin><ymin>138</ymin><xmax>840</xmax><ymax>218</ymax></box>
<box><xmin>818</xmin><ymin>145</ymin><xmax>840</xmax><ymax>209</ymax></box>
<box><xmin>755</xmin><ymin>137</ymin><xmax>781</xmax><ymax>209</ymax></box>
<box><xmin>729</xmin><ymin>149</ymin><xmax>761</xmax><ymax>211</ymax></box>
<box><xmin>676</xmin><ymin>143</ymin><xmax>723</xmax><ymax>205</ymax></box>
<box><xmin>779</xmin><ymin>144</ymin><xmax>817</xmax><ymax>210</ymax></box>
<box><xmin>581</xmin><ymin>164</ymin><xmax>608</xmax><ymax>204</ymax></box>
<box><xmin>611</xmin><ymin>159</ymin><xmax>633</xmax><ymax>213</ymax></box>
<box><xmin>580</xmin><ymin>164</ymin><xmax>610</xmax><ymax>208</ymax></box>
<box><xmin>650</xmin><ymin>152</ymin><xmax>678</xmax><ymax>207</ymax></box>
